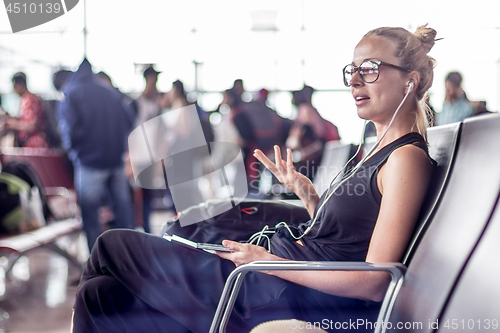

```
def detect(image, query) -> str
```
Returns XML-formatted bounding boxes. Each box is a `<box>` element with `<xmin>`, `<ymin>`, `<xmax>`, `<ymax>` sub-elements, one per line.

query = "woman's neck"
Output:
<box><xmin>373</xmin><ymin>111</ymin><xmax>416</xmax><ymax>149</ymax></box>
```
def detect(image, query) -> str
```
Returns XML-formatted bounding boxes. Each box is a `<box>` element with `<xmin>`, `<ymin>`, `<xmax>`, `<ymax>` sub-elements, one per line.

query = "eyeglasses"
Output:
<box><xmin>343</xmin><ymin>60</ymin><xmax>411</xmax><ymax>87</ymax></box>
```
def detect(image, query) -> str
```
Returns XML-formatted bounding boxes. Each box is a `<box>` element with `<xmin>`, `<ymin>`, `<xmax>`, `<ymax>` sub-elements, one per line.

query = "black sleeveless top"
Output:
<box><xmin>270</xmin><ymin>132</ymin><xmax>432</xmax><ymax>262</ymax></box>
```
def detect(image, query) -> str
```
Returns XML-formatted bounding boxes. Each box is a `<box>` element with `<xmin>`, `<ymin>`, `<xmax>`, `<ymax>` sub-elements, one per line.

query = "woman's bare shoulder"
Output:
<box><xmin>387</xmin><ymin>143</ymin><xmax>432</xmax><ymax>173</ymax></box>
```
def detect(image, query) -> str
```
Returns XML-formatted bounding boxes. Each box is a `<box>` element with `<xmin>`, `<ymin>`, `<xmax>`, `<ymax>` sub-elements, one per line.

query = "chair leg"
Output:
<box><xmin>2</xmin><ymin>253</ymin><xmax>21</xmax><ymax>280</ymax></box>
<box><xmin>44</xmin><ymin>243</ymin><xmax>83</xmax><ymax>272</ymax></box>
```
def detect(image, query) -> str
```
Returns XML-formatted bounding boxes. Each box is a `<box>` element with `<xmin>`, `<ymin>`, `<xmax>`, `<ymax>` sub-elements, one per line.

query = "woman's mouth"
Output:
<box><xmin>354</xmin><ymin>95</ymin><xmax>370</xmax><ymax>106</ymax></box>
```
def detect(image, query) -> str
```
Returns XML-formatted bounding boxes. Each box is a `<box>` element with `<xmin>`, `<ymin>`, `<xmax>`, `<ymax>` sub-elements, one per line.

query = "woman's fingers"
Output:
<box><xmin>217</xmin><ymin>241</ymin><xmax>273</xmax><ymax>267</ymax></box>
<box><xmin>274</xmin><ymin>145</ymin><xmax>285</xmax><ymax>172</ymax></box>
<box><xmin>254</xmin><ymin>145</ymin><xmax>296</xmax><ymax>186</ymax></box>
<box><xmin>286</xmin><ymin>148</ymin><xmax>294</xmax><ymax>172</ymax></box>
<box><xmin>222</xmin><ymin>240</ymin><xmax>242</xmax><ymax>252</ymax></box>
<box><xmin>253</xmin><ymin>149</ymin><xmax>276</xmax><ymax>172</ymax></box>
<box><xmin>216</xmin><ymin>240</ymin><xmax>242</xmax><ymax>260</ymax></box>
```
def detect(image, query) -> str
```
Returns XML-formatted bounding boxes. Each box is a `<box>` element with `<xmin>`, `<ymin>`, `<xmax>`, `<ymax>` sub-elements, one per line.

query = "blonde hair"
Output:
<box><xmin>364</xmin><ymin>24</ymin><xmax>437</xmax><ymax>139</ymax></box>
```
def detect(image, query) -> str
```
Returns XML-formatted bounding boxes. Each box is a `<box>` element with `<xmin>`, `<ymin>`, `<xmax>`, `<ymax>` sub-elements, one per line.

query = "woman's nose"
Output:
<box><xmin>350</xmin><ymin>70</ymin><xmax>364</xmax><ymax>87</ymax></box>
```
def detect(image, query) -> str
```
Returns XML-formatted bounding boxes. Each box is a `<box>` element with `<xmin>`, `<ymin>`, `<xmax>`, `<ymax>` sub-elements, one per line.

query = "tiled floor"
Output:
<box><xmin>0</xmin><ymin>211</ymin><xmax>173</xmax><ymax>333</ymax></box>
<box><xmin>0</xmin><ymin>250</ymin><xmax>80</xmax><ymax>333</ymax></box>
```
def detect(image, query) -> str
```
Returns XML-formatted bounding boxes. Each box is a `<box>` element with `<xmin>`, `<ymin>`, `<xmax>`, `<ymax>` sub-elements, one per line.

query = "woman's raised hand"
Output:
<box><xmin>254</xmin><ymin>146</ymin><xmax>320</xmax><ymax>215</ymax></box>
<box><xmin>254</xmin><ymin>146</ymin><xmax>303</xmax><ymax>192</ymax></box>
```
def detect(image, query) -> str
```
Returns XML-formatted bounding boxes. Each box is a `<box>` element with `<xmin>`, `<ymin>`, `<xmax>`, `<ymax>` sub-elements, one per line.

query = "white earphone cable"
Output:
<box><xmin>248</xmin><ymin>84</ymin><xmax>414</xmax><ymax>250</ymax></box>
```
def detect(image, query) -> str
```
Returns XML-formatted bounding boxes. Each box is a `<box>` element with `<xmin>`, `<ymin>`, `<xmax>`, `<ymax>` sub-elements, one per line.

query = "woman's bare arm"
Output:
<box><xmin>219</xmin><ymin>144</ymin><xmax>432</xmax><ymax>302</ymax></box>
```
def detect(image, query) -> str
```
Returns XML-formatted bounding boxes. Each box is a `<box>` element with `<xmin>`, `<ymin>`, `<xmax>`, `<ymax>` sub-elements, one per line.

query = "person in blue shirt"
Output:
<box><xmin>57</xmin><ymin>58</ymin><xmax>135</xmax><ymax>251</ymax></box>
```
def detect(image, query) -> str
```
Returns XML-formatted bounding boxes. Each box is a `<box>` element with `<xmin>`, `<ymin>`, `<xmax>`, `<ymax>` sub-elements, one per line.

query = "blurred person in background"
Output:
<box><xmin>130</xmin><ymin>65</ymin><xmax>162</xmax><ymax>126</ymax></box>
<box><xmin>212</xmin><ymin>79</ymin><xmax>245</xmax><ymax>115</ymax></box>
<box><xmin>232</xmin><ymin>78</ymin><xmax>245</xmax><ymax>102</ymax></box>
<box><xmin>256</xmin><ymin>88</ymin><xmax>269</xmax><ymax>104</ymax></box>
<box><xmin>436</xmin><ymin>71</ymin><xmax>473</xmax><ymax>125</ymax></box>
<box><xmin>3</xmin><ymin>72</ymin><xmax>49</xmax><ymax>148</ymax></box>
<box><xmin>153</xmin><ymin>80</ymin><xmax>214</xmax><ymax>213</ymax></box>
<box><xmin>289</xmin><ymin>85</ymin><xmax>340</xmax><ymax>144</ymax></box>
<box><xmin>0</xmin><ymin>94</ymin><xmax>6</xmax><ymax>115</ymax></box>
<box><xmin>221</xmin><ymin>88</ymin><xmax>252</xmax><ymax>158</ymax></box>
<box><xmin>246</xmin><ymin>88</ymin><xmax>293</xmax><ymax>194</ymax></box>
<box><xmin>219</xmin><ymin>85</ymin><xmax>293</xmax><ymax>192</ymax></box>
<box><xmin>124</xmin><ymin>66</ymin><xmax>163</xmax><ymax>232</ymax></box>
<box><xmin>286</xmin><ymin>86</ymin><xmax>340</xmax><ymax>180</ymax></box>
<box><xmin>96</xmin><ymin>71</ymin><xmax>113</xmax><ymax>87</ymax></box>
<box><xmin>95</xmin><ymin>70</ymin><xmax>137</xmax><ymax>229</ymax></box>
<box><xmin>57</xmin><ymin>58</ymin><xmax>134</xmax><ymax>251</ymax></box>
<box><xmin>0</xmin><ymin>94</ymin><xmax>13</xmax><ymax>146</ymax></box>
<box><xmin>96</xmin><ymin>71</ymin><xmax>133</xmax><ymax>107</ymax></box>
<box><xmin>43</xmin><ymin>69</ymin><xmax>76</xmax><ymax>180</ymax></box>
<box><xmin>208</xmin><ymin>89</ymin><xmax>245</xmax><ymax>195</ymax></box>
<box><xmin>222</xmin><ymin>87</ymin><xmax>284</xmax><ymax>190</ymax></box>
<box><xmin>36</xmin><ymin>69</ymin><xmax>76</xmax><ymax>149</ymax></box>
<box><xmin>53</xmin><ymin>69</ymin><xmax>73</xmax><ymax>92</ymax></box>
<box><xmin>162</xmin><ymin>80</ymin><xmax>213</xmax><ymax>143</ymax></box>
<box><xmin>255</xmin><ymin>88</ymin><xmax>293</xmax><ymax>149</ymax></box>
<box><xmin>126</xmin><ymin>65</ymin><xmax>164</xmax><ymax>232</ymax></box>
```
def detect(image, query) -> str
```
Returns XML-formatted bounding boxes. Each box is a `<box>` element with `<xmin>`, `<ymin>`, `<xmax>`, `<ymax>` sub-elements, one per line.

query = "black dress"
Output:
<box><xmin>73</xmin><ymin>133</ymin><xmax>430</xmax><ymax>333</ymax></box>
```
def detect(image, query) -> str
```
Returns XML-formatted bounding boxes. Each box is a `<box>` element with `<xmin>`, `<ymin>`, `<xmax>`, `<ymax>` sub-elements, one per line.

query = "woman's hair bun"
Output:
<box><xmin>413</xmin><ymin>24</ymin><xmax>437</xmax><ymax>53</ymax></box>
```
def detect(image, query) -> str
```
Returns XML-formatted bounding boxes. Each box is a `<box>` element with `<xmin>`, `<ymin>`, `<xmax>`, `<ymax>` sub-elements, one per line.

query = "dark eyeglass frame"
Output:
<box><xmin>343</xmin><ymin>60</ymin><xmax>411</xmax><ymax>87</ymax></box>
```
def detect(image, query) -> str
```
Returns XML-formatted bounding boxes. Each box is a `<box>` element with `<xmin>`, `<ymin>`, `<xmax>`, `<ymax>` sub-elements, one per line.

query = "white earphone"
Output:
<box><xmin>406</xmin><ymin>80</ymin><xmax>415</xmax><ymax>94</ymax></box>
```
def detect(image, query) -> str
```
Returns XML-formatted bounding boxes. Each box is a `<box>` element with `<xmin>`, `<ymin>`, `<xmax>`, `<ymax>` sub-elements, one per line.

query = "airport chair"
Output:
<box><xmin>387</xmin><ymin>114</ymin><xmax>500</xmax><ymax>332</ymax></box>
<box><xmin>435</xmin><ymin>192</ymin><xmax>500</xmax><ymax>332</ymax></box>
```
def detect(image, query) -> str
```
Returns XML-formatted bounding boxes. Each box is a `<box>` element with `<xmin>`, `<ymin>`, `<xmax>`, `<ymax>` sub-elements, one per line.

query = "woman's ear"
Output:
<box><xmin>406</xmin><ymin>71</ymin><xmax>420</xmax><ymax>94</ymax></box>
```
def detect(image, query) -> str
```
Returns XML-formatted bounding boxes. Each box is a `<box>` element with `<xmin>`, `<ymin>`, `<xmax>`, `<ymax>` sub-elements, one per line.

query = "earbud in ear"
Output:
<box><xmin>406</xmin><ymin>80</ymin><xmax>414</xmax><ymax>94</ymax></box>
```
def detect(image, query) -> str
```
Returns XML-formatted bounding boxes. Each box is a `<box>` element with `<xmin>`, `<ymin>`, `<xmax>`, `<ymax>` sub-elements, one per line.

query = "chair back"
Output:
<box><xmin>0</xmin><ymin>148</ymin><xmax>73</xmax><ymax>190</ymax></box>
<box><xmin>403</xmin><ymin>123</ymin><xmax>462</xmax><ymax>264</ymax></box>
<box><xmin>388</xmin><ymin>114</ymin><xmax>500</xmax><ymax>332</ymax></box>
<box><xmin>436</xmin><ymin>197</ymin><xmax>500</xmax><ymax>332</ymax></box>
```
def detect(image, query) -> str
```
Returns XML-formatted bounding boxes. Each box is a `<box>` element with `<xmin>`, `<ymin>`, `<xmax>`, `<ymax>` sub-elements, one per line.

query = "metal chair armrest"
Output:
<box><xmin>210</xmin><ymin>260</ymin><xmax>406</xmax><ymax>333</ymax></box>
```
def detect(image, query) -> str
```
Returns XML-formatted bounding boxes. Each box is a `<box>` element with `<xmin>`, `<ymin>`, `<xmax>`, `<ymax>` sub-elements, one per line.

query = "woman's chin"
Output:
<box><xmin>356</xmin><ymin>109</ymin><xmax>370</xmax><ymax>121</ymax></box>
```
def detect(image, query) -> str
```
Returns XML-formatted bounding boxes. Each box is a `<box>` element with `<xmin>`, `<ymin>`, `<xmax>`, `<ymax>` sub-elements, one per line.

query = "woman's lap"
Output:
<box><xmin>77</xmin><ymin>230</ymin><xmax>298</xmax><ymax>332</ymax></box>
<box><xmin>75</xmin><ymin>229</ymin><xmax>374</xmax><ymax>333</ymax></box>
